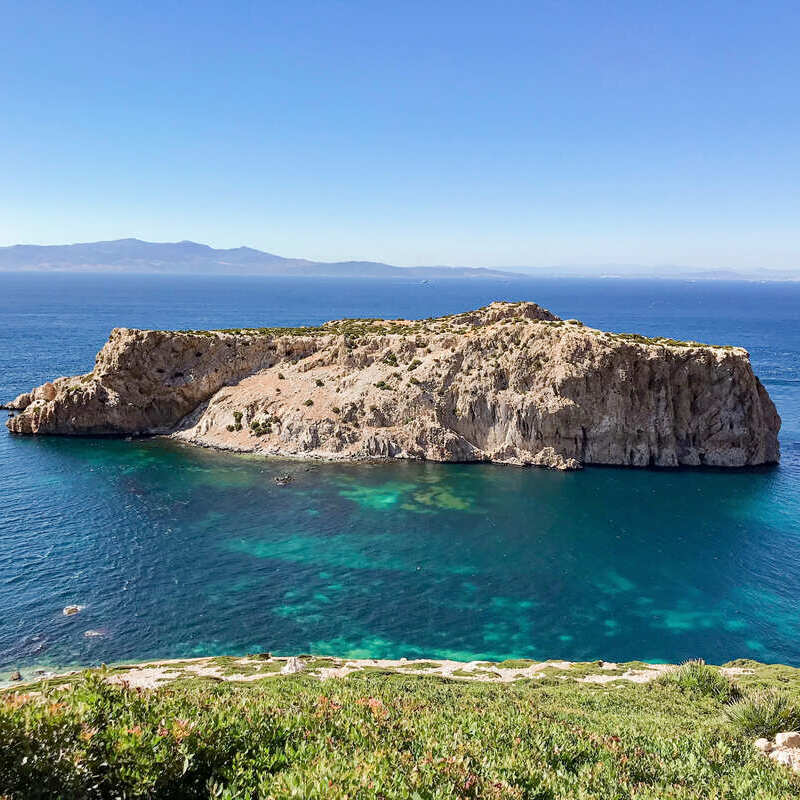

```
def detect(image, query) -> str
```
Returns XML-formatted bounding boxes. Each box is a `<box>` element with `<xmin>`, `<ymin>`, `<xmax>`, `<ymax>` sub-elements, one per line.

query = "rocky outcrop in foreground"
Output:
<box><xmin>6</xmin><ymin>301</ymin><xmax>780</xmax><ymax>469</ymax></box>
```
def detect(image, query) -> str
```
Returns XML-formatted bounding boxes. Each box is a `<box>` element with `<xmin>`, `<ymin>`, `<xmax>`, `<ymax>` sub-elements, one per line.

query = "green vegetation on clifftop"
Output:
<box><xmin>170</xmin><ymin>302</ymin><xmax>735</xmax><ymax>349</ymax></box>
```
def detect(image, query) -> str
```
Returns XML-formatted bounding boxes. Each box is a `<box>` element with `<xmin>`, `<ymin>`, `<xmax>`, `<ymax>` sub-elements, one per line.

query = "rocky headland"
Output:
<box><xmin>5</xmin><ymin>301</ymin><xmax>780</xmax><ymax>469</ymax></box>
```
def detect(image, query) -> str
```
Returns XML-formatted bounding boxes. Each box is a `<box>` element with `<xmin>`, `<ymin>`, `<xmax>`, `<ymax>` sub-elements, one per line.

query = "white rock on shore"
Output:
<box><xmin>280</xmin><ymin>657</ymin><xmax>307</xmax><ymax>675</ymax></box>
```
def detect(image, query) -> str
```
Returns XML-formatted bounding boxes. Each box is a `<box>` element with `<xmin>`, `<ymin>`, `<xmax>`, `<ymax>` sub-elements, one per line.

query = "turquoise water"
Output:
<box><xmin>1</xmin><ymin>275</ymin><xmax>799</xmax><ymax>672</ymax></box>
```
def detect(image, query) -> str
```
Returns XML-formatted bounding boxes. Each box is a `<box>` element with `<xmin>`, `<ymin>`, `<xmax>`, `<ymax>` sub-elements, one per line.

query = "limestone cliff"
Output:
<box><xmin>5</xmin><ymin>302</ymin><xmax>780</xmax><ymax>469</ymax></box>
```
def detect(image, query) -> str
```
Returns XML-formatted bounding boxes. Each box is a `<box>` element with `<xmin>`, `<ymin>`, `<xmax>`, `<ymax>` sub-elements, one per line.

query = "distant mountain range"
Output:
<box><xmin>0</xmin><ymin>239</ymin><xmax>514</xmax><ymax>279</ymax></box>
<box><xmin>0</xmin><ymin>239</ymin><xmax>797</xmax><ymax>280</ymax></box>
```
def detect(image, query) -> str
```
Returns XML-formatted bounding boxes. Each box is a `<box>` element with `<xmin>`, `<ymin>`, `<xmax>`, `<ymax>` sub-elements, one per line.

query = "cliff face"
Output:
<box><xmin>6</xmin><ymin>302</ymin><xmax>780</xmax><ymax>469</ymax></box>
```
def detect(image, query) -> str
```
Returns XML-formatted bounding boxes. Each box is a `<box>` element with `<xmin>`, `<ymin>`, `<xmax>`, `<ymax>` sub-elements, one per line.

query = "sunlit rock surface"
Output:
<box><xmin>6</xmin><ymin>302</ymin><xmax>780</xmax><ymax>469</ymax></box>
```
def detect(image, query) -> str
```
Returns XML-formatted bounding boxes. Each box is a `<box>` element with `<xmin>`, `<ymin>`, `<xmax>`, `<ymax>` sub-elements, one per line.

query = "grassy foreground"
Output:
<box><xmin>2</xmin><ymin>659</ymin><xmax>800</xmax><ymax>799</ymax></box>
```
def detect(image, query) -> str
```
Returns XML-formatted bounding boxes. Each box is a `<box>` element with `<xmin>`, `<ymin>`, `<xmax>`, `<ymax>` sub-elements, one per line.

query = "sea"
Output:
<box><xmin>1</xmin><ymin>273</ymin><xmax>799</xmax><ymax>677</ymax></box>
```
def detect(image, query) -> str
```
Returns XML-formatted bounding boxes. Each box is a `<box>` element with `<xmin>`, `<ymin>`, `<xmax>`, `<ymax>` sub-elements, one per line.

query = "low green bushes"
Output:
<box><xmin>2</xmin><ymin>665</ymin><xmax>799</xmax><ymax>798</ymax></box>
<box><xmin>725</xmin><ymin>689</ymin><xmax>800</xmax><ymax>738</ymax></box>
<box><xmin>660</xmin><ymin>661</ymin><xmax>800</xmax><ymax>740</ymax></box>
<box><xmin>250</xmin><ymin>419</ymin><xmax>272</xmax><ymax>436</ymax></box>
<box><xmin>660</xmin><ymin>659</ymin><xmax>740</xmax><ymax>701</ymax></box>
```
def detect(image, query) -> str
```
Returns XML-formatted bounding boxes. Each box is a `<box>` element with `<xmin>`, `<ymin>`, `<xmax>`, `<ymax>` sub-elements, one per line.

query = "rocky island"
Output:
<box><xmin>6</xmin><ymin>301</ymin><xmax>780</xmax><ymax>469</ymax></box>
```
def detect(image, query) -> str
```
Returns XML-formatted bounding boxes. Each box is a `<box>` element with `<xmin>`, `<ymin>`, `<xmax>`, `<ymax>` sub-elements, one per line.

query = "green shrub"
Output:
<box><xmin>277</xmin><ymin>373</ymin><xmax>285</xmax><ymax>380</ymax></box>
<box><xmin>303</xmin><ymin>399</ymin><xmax>313</xmax><ymax>407</ymax></box>
<box><xmin>725</xmin><ymin>689</ymin><xmax>800</xmax><ymax>737</ymax></box>
<box><xmin>225</xmin><ymin>424</ymin><xmax>235</xmax><ymax>432</ymax></box>
<box><xmin>315</xmin><ymin>379</ymin><xmax>324</xmax><ymax>387</ymax></box>
<box><xmin>249</xmin><ymin>419</ymin><xmax>271</xmax><ymax>436</ymax></box>
<box><xmin>660</xmin><ymin>660</ymin><xmax>739</xmax><ymax>701</ymax></box>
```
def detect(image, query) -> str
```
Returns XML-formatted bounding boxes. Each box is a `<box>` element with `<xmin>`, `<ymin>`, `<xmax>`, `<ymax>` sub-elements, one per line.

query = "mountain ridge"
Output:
<box><xmin>2</xmin><ymin>238</ymin><xmax>798</xmax><ymax>280</ymax></box>
<box><xmin>0</xmin><ymin>238</ymin><xmax>515</xmax><ymax>278</ymax></box>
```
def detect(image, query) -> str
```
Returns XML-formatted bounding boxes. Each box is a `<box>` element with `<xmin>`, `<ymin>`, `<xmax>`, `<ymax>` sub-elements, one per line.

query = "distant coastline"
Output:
<box><xmin>1</xmin><ymin>238</ymin><xmax>798</xmax><ymax>281</ymax></box>
<box><xmin>0</xmin><ymin>238</ymin><xmax>515</xmax><ymax>280</ymax></box>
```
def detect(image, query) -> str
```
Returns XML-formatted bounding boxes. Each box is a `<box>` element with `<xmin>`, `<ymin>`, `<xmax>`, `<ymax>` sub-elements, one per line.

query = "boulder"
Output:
<box><xmin>775</xmin><ymin>731</ymin><xmax>800</xmax><ymax>748</ymax></box>
<box><xmin>281</xmin><ymin>657</ymin><xmax>307</xmax><ymax>675</ymax></box>
<box><xmin>754</xmin><ymin>738</ymin><xmax>772</xmax><ymax>752</ymax></box>
<box><xmin>769</xmin><ymin>749</ymin><xmax>794</xmax><ymax>767</ymax></box>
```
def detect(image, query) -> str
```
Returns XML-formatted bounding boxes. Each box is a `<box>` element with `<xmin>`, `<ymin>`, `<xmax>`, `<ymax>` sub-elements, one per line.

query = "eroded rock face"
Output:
<box><xmin>5</xmin><ymin>302</ymin><xmax>781</xmax><ymax>469</ymax></box>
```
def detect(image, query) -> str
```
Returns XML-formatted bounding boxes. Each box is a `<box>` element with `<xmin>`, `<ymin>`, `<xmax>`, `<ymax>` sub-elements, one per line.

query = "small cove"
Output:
<box><xmin>1</xmin><ymin>274</ymin><xmax>799</xmax><ymax>673</ymax></box>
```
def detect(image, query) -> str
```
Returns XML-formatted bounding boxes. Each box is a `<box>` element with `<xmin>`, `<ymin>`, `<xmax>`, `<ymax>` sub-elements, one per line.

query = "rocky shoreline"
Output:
<box><xmin>1</xmin><ymin>653</ymin><xmax>677</xmax><ymax>689</ymax></box>
<box><xmin>6</xmin><ymin>301</ymin><xmax>781</xmax><ymax>469</ymax></box>
<box><xmin>1</xmin><ymin>653</ymin><xmax>772</xmax><ymax>695</ymax></box>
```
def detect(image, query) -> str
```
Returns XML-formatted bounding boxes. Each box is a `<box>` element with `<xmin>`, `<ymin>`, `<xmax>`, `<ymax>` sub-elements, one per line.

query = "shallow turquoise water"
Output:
<box><xmin>1</xmin><ymin>275</ymin><xmax>799</xmax><ymax>672</ymax></box>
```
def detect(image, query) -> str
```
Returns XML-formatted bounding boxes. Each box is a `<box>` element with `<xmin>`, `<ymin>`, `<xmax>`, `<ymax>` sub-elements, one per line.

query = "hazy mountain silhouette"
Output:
<box><xmin>2</xmin><ymin>239</ymin><xmax>796</xmax><ymax>280</ymax></box>
<box><xmin>0</xmin><ymin>239</ymin><xmax>516</xmax><ymax>278</ymax></box>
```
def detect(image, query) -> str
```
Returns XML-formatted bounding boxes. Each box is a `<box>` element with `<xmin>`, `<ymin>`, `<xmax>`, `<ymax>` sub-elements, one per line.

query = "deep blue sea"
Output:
<box><xmin>1</xmin><ymin>273</ymin><xmax>799</xmax><ymax>677</ymax></box>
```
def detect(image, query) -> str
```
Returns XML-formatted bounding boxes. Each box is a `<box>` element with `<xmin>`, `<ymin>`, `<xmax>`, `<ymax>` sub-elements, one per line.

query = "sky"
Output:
<box><xmin>2</xmin><ymin>1</ymin><xmax>799</xmax><ymax>270</ymax></box>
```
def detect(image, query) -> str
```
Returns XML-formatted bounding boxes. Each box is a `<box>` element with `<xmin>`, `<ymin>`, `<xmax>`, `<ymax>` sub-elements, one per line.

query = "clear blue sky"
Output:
<box><xmin>3</xmin><ymin>1</ymin><xmax>799</xmax><ymax>269</ymax></box>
